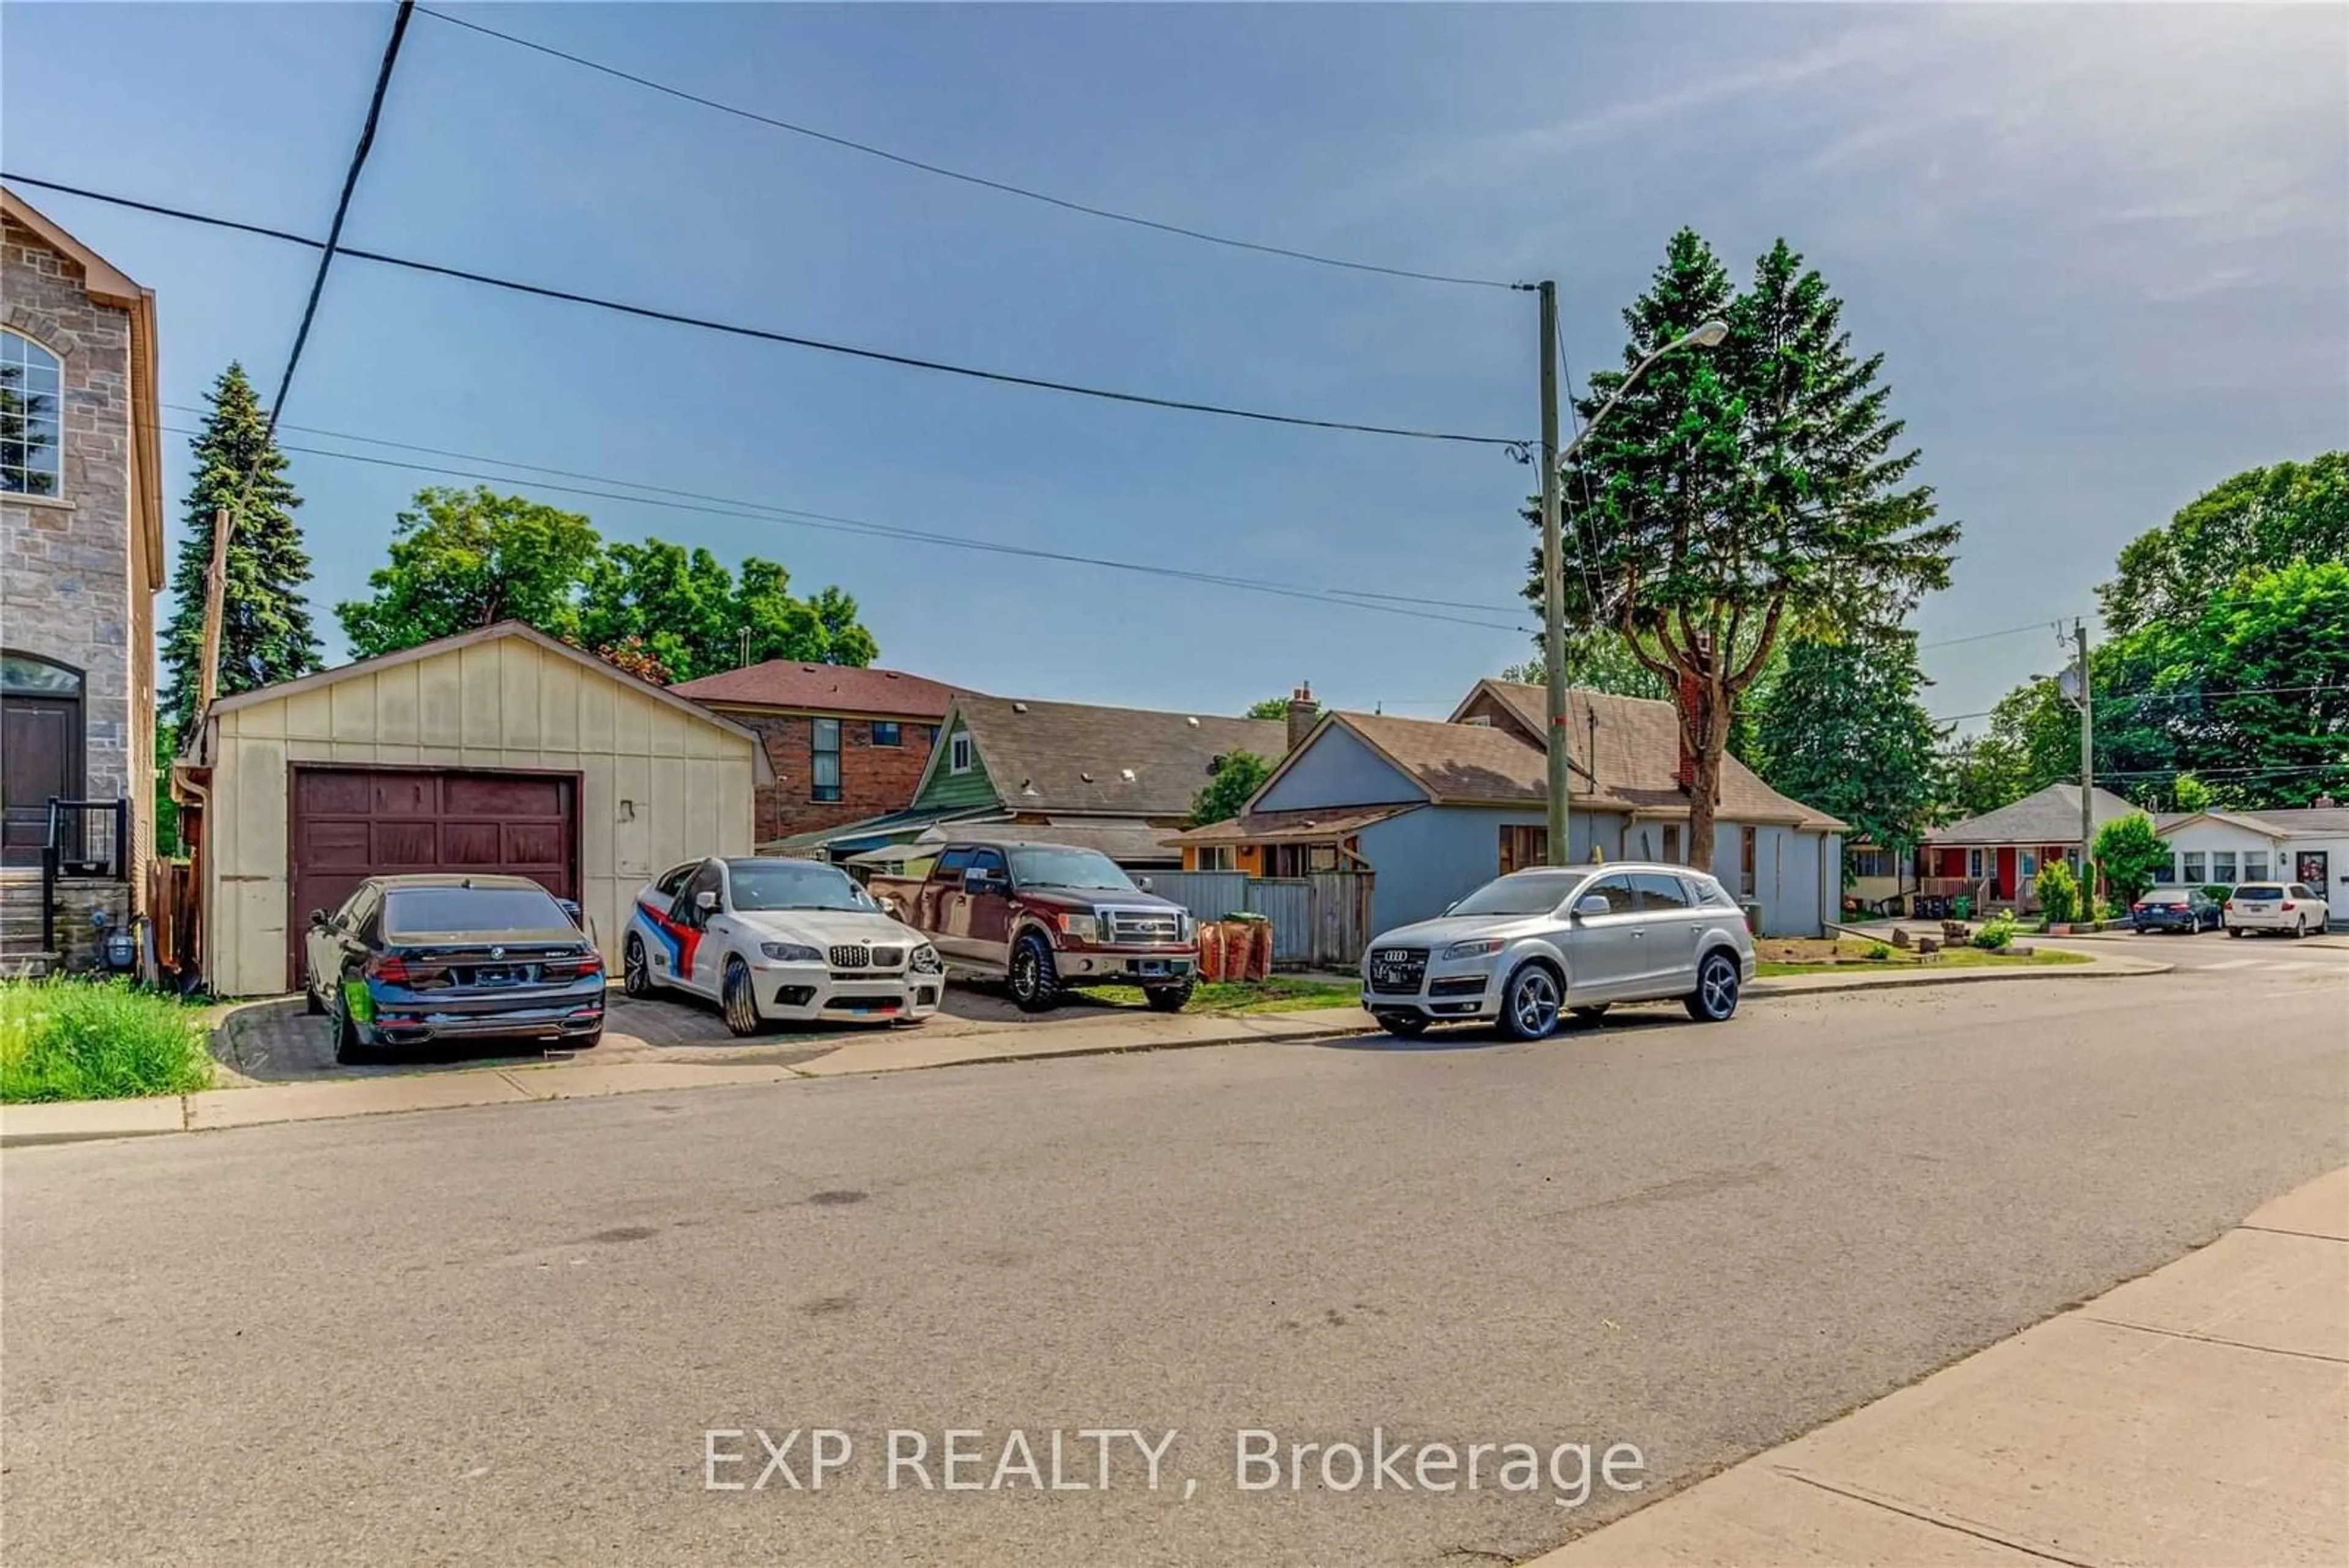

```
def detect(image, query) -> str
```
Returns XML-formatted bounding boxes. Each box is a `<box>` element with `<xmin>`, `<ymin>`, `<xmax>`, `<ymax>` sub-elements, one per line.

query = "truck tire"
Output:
<box><xmin>1009</xmin><ymin>932</ymin><xmax>1063</xmax><ymax>1013</ymax></box>
<box><xmin>1143</xmin><ymin>979</ymin><xmax>1193</xmax><ymax>1013</ymax></box>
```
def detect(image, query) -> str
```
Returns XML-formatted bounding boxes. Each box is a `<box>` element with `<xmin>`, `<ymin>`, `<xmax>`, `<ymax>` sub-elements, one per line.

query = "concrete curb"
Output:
<box><xmin>1</xmin><ymin>1012</ymin><xmax>1381</xmax><ymax>1148</ymax></box>
<box><xmin>1750</xmin><ymin>956</ymin><xmax>2171</xmax><ymax>998</ymax></box>
<box><xmin>2</xmin><ymin>956</ymin><xmax>2172</xmax><ymax>1148</ymax></box>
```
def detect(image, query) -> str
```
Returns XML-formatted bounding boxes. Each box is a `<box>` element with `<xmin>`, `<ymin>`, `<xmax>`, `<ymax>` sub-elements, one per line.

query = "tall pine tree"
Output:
<box><xmin>160</xmin><ymin>363</ymin><xmax>322</xmax><ymax>741</ymax></box>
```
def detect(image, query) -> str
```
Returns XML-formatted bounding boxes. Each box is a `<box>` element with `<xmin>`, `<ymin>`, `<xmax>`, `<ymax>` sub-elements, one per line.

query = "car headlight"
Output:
<box><xmin>1441</xmin><ymin>937</ymin><xmax>1506</xmax><ymax>960</ymax></box>
<box><xmin>910</xmin><ymin>944</ymin><xmax>943</xmax><ymax>975</ymax></box>
<box><xmin>760</xmin><ymin>942</ymin><xmax>823</xmax><ymax>962</ymax></box>
<box><xmin>1058</xmin><ymin>912</ymin><xmax>1099</xmax><ymax>942</ymax></box>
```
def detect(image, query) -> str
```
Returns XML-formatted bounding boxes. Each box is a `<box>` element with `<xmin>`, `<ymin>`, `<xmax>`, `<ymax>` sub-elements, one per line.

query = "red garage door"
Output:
<box><xmin>288</xmin><ymin>767</ymin><xmax>578</xmax><ymax>985</ymax></box>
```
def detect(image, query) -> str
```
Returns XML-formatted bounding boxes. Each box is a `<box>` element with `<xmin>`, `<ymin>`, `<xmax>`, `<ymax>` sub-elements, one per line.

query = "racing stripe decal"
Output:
<box><xmin>636</xmin><ymin>897</ymin><xmax>701</xmax><ymax>973</ymax></box>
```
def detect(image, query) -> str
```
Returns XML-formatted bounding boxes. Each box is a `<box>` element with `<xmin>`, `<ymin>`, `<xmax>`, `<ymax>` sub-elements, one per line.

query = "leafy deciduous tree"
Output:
<box><xmin>2093</xmin><ymin>814</ymin><xmax>2170</xmax><ymax>905</ymax></box>
<box><xmin>1751</xmin><ymin>633</ymin><xmax>1944</xmax><ymax>855</ymax></box>
<box><xmin>1190</xmin><ymin>751</ymin><xmax>1271</xmax><ymax>827</ymax></box>
<box><xmin>2099</xmin><ymin>453</ymin><xmax>2348</xmax><ymax>636</ymax></box>
<box><xmin>337</xmin><ymin>487</ymin><xmax>599</xmax><ymax>658</ymax></box>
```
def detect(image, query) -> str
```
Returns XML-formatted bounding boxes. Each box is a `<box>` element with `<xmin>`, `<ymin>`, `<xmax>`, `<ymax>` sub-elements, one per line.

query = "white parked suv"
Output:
<box><xmin>1360</xmin><ymin>862</ymin><xmax>1757</xmax><ymax>1040</ymax></box>
<box><xmin>623</xmin><ymin>856</ymin><xmax>944</xmax><ymax>1035</ymax></box>
<box><xmin>2222</xmin><ymin>882</ymin><xmax>2331</xmax><ymax>938</ymax></box>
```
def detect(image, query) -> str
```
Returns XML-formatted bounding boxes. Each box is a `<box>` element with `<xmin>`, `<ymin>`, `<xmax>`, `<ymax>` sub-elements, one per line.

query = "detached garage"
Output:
<box><xmin>174</xmin><ymin>621</ymin><xmax>771</xmax><ymax>996</ymax></box>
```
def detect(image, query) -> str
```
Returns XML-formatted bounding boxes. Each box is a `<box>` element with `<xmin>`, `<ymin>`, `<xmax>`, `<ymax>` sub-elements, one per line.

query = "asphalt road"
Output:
<box><xmin>6</xmin><ymin>956</ymin><xmax>2345</xmax><ymax>1568</ymax></box>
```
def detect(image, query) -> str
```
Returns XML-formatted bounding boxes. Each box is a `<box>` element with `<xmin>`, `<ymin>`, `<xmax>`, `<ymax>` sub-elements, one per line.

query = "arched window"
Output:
<box><xmin>1</xmin><ymin>329</ymin><xmax>64</xmax><ymax>497</ymax></box>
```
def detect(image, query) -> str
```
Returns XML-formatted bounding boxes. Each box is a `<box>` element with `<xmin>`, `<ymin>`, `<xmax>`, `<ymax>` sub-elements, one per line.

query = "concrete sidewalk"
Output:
<box><xmin>1532</xmin><ymin>1167</ymin><xmax>2349</xmax><ymax>1567</ymax></box>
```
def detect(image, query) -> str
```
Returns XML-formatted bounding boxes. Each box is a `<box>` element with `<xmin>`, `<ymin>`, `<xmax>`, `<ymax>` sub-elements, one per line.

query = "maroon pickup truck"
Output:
<box><xmin>869</xmin><ymin>838</ymin><xmax>1198</xmax><ymax>1013</ymax></box>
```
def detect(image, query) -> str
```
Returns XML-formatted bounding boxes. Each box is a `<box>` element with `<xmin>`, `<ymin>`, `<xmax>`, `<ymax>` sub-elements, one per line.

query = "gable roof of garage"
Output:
<box><xmin>197</xmin><ymin>620</ymin><xmax>774</xmax><ymax>782</ymax></box>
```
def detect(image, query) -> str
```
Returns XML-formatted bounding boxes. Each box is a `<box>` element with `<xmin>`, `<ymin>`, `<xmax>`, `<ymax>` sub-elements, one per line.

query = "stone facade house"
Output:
<box><xmin>1</xmin><ymin>187</ymin><xmax>164</xmax><ymax>973</ymax></box>
<box><xmin>668</xmin><ymin>660</ymin><xmax>959</xmax><ymax>845</ymax></box>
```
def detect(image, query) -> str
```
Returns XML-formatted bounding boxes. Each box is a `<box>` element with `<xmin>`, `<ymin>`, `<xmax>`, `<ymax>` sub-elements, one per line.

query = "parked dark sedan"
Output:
<box><xmin>303</xmin><ymin>875</ymin><xmax>606</xmax><ymax>1063</ymax></box>
<box><xmin>2131</xmin><ymin>888</ymin><xmax>2221</xmax><ymax>934</ymax></box>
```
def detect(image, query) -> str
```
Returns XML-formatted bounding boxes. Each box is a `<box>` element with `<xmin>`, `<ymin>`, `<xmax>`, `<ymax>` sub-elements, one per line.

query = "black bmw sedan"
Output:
<box><xmin>303</xmin><ymin>875</ymin><xmax>606</xmax><ymax>1063</ymax></box>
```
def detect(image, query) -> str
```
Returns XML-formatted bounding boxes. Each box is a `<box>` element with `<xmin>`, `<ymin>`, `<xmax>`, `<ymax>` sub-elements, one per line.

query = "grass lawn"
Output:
<box><xmin>1087</xmin><ymin>976</ymin><xmax>1361</xmax><ymax>1014</ymax></box>
<box><xmin>1755</xmin><ymin>937</ymin><xmax>2091</xmax><ymax>978</ymax></box>
<box><xmin>1</xmin><ymin>977</ymin><xmax>215</xmax><ymax>1102</ymax></box>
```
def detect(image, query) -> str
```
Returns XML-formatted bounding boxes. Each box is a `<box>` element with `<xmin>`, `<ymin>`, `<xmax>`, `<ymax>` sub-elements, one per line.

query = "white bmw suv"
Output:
<box><xmin>1360</xmin><ymin>863</ymin><xmax>1757</xmax><ymax>1040</ymax></box>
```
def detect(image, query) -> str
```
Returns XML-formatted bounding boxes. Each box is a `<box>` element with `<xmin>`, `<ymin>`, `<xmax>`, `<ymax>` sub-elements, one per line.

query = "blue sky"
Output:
<box><xmin>6</xmin><ymin>4</ymin><xmax>2343</xmax><ymax>726</ymax></box>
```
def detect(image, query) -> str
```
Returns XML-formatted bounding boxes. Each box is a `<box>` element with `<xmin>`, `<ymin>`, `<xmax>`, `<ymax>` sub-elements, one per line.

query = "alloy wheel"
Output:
<box><xmin>724</xmin><ymin>963</ymin><xmax>760</xmax><ymax>1036</ymax></box>
<box><xmin>1698</xmin><ymin>954</ymin><xmax>1739</xmax><ymax>1019</ymax></box>
<box><xmin>623</xmin><ymin>937</ymin><xmax>650</xmax><ymax>996</ymax></box>
<box><xmin>1508</xmin><ymin>967</ymin><xmax>1560</xmax><ymax>1039</ymax></box>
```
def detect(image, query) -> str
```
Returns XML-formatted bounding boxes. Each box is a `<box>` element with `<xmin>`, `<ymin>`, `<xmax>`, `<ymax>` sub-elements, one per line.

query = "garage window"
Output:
<box><xmin>812</xmin><ymin>718</ymin><xmax>842</xmax><ymax>802</ymax></box>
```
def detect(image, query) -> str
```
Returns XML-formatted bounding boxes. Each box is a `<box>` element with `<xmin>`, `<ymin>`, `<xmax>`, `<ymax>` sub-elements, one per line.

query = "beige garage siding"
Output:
<box><xmin>201</xmin><ymin>628</ymin><xmax>758</xmax><ymax>995</ymax></box>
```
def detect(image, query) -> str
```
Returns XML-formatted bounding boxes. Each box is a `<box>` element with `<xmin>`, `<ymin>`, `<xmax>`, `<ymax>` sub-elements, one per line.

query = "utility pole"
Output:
<box><xmin>195</xmin><ymin>507</ymin><xmax>231</xmax><ymax>717</ymax></box>
<box><xmin>2075</xmin><ymin>619</ymin><xmax>2095</xmax><ymax>896</ymax></box>
<box><xmin>1538</xmin><ymin>280</ymin><xmax>1570</xmax><ymax>867</ymax></box>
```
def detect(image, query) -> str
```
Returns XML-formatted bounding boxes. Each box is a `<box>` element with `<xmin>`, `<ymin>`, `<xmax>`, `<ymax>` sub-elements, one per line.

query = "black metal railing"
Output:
<box><xmin>41</xmin><ymin>797</ymin><xmax>129</xmax><ymax>953</ymax></box>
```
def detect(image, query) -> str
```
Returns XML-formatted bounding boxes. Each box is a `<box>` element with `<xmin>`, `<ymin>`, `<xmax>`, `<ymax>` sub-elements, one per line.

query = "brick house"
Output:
<box><xmin>1</xmin><ymin>187</ymin><xmax>164</xmax><ymax>973</ymax></box>
<box><xmin>669</xmin><ymin>661</ymin><xmax>960</xmax><ymax>844</ymax></box>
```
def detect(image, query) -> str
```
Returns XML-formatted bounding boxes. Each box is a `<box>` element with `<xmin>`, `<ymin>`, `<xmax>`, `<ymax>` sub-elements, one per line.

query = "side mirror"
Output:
<box><xmin>694</xmin><ymin>890</ymin><xmax>719</xmax><ymax>913</ymax></box>
<box><xmin>555</xmin><ymin>898</ymin><xmax>584</xmax><ymax>926</ymax></box>
<box><xmin>963</xmin><ymin>868</ymin><xmax>999</xmax><ymax>896</ymax></box>
<box><xmin>879</xmin><ymin>895</ymin><xmax>904</xmax><ymax>920</ymax></box>
<box><xmin>1575</xmin><ymin>894</ymin><xmax>1612</xmax><ymax>919</ymax></box>
<box><xmin>1136</xmin><ymin>875</ymin><xmax>1154</xmax><ymax>892</ymax></box>
<box><xmin>308</xmin><ymin>908</ymin><xmax>328</xmax><ymax>930</ymax></box>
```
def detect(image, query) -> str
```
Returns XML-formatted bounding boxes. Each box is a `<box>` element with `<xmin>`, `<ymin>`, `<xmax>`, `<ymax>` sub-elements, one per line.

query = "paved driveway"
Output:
<box><xmin>212</xmin><ymin>983</ymin><xmax>1053</xmax><ymax>1083</ymax></box>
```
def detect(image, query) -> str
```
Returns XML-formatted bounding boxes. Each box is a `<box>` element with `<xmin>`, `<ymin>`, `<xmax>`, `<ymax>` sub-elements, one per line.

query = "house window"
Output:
<box><xmin>1498</xmin><ymin>824</ymin><xmax>1548</xmax><ymax>876</ymax></box>
<box><xmin>1850</xmin><ymin>847</ymin><xmax>1889</xmax><ymax>879</ymax></box>
<box><xmin>1195</xmin><ymin>846</ymin><xmax>1235</xmax><ymax>871</ymax></box>
<box><xmin>2211</xmin><ymin>850</ymin><xmax>2236</xmax><ymax>885</ymax></box>
<box><xmin>811</xmin><ymin>718</ymin><xmax>841</xmax><ymax>801</ymax></box>
<box><xmin>949</xmin><ymin>731</ymin><xmax>972</xmax><ymax>774</ymax></box>
<box><xmin>2244</xmin><ymin>852</ymin><xmax>2268</xmax><ymax>883</ymax></box>
<box><xmin>1</xmin><ymin>331</ymin><xmax>64</xmax><ymax>497</ymax></box>
<box><xmin>2182</xmin><ymin>851</ymin><xmax>2206</xmax><ymax>885</ymax></box>
<box><xmin>870</xmin><ymin>721</ymin><xmax>902</xmax><ymax>748</ymax></box>
<box><xmin>1967</xmin><ymin>848</ymin><xmax>1984</xmax><ymax>880</ymax></box>
<box><xmin>1741</xmin><ymin>827</ymin><xmax>1758</xmax><ymax>896</ymax></box>
<box><xmin>2153</xmin><ymin>853</ymin><xmax>2178</xmax><ymax>885</ymax></box>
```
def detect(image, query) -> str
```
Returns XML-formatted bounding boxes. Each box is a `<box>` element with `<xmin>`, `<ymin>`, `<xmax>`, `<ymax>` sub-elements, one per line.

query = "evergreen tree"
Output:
<box><xmin>159</xmin><ymin>363</ymin><xmax>322</xmax><ymax>741</ymax></box>
<box><xmin>1751</xmin><ymin>633</ymin><xmax>1944</xmax><ymax>855</ymax></box>
<box><xmin>1526</xmin><ymin>231</ymin><xmax>1958</xmax><ymax>861</ymax></box>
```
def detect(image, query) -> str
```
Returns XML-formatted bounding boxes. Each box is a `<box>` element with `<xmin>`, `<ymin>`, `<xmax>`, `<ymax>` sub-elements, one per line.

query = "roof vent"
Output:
<box><xmin>1080</xmin><ymin>771</ymin><xmax>1094</xmax><ymax>783</ymax></box>
<box><xmin>1012</xmin><ymin>701</ymin><xmax>1029</xmax><ymax>714</ymax></box>
<box><xmin>1461</xmin><ymin>715</ymin><xmax>1492</xmax><ymax>727</ymax></box>
<box><xmin>1186</xmin><ymin>715</ymin><xmax>1200</xmax><ymax>727</ymax></box>
<box><xmin>1120</xmin><ymin>768</ymin><xmax>1136</xmax><ymax>782</ymax></box>
<box><xmin>1020</xmin><ymin>779</ymin><xmax>1039</xmax><ymax>797</ymax></box>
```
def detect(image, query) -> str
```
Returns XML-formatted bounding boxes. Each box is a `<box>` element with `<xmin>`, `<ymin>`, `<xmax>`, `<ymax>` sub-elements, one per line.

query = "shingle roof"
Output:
<box><xmin>672</xmin><ymin>661</ymin><xmax>960</xmax><ymax>718</ymax></box>
<box><xmin>1340</xmin><ymin>712</ymin><xmax>1553</xmax><ymax>804</ymax></box>
<box><xmin>2154</xmin><ymin>806</ymin><xmax>2349</xmax><ymax>838</ymax></box>
<box><xmin>1447</xmin><ymin>682</ymin><xmax>1845</xmax><ymax>828</ymax></box>
<box><xmin>1163</xmin><ymin>805</ymin><xmax>1414</xmax><ymax>845</ymax></box>
<box><xmin>954</xmin><ymin>695</ymin><xmax>1286</xmax><ymax>818</ymax></box>
<box><xmin>1926</xmin><ymin>782</ymin><xmax>2142</xmax><ymax>845</ymax></box>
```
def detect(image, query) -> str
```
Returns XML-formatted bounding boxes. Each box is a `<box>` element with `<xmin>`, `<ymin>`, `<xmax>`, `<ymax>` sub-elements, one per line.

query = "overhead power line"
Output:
<box><xmin>155</xmin><ymin>421</ymin><xmax>1534</xmax><ymax>636</ymax></box>
<box><xmin>4</xmin><ymin>174</ymin><xmax>1524</xmax><ymax>450</ymax></box>
<box><xmin>412</xmin><ymin>6</ymin><xmax>1515</xmax><ymax>292</ymax></box>
<box><xmin>1918</xmin><ymin>619</ymin><xmax>2074</xmax><ymax>651</ymax></box>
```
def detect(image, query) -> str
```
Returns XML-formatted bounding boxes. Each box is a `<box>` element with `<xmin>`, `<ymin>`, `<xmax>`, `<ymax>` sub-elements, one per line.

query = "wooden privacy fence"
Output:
<box><xmin>1141</xmin><ymin>870</ymin><xmax>1373</xmax><ymax>970</ymax></box>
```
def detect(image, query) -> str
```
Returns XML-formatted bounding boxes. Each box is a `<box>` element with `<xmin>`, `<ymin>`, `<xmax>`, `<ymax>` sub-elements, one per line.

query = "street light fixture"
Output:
<box><xmin>1535</xmin><ymin>289</ymin><xmax>1727</xmax><ymax>869</ymax></box>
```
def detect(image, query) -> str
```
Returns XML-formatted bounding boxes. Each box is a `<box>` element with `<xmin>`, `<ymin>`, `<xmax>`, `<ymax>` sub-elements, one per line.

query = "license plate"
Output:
<box><xmin>1134</xmin><ymin>960</ymin><xmax>1168</xmax><ymax>977</ymax></box>
<box><xmin>473</xmin><ymin>965</ymin><xmax>518</xmax><ymax>986</ymax></box>
<box><xmin>1371</xmin><ymin>962</ymin><xmax>1411</xmax><ymax>986</ymax></box>
<box><xmin>2245</xmin><ymin>904</ymin><xmax>2271</xmax><ymax>913</ymax></box>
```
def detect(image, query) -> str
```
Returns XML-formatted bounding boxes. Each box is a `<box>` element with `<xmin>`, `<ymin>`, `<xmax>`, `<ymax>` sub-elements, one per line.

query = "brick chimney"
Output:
<box><xmin>1286</xmin><ymin>684</ymin><xmax>1318</xmax><ymax>754</ymax></box>
<box><xmin>1675</xmin><ymin>667</ymin><xmax>1701</xmax><ymax>791</ymax></box>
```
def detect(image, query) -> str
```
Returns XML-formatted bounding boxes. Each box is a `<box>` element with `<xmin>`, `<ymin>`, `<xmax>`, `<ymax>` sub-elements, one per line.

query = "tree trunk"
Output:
<box><xmin>1685</xmin><ymin>697</ymin><xmax>1727</xmax><ymax>873</ymax></box>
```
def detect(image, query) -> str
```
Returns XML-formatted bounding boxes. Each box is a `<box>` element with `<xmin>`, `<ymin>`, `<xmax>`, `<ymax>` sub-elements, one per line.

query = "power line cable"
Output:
<box><xmin>9</xmin><ymin>173</ymin><xmax>1523</xmax><ymax>449</ymax></box>
<box><xmin>412</xmin><ymin>5</ymin><xmax>1515</xmax><ymax>292</ymax></box>
<box><xmin>1918</xmin><ymin>620</ymin><xmax>2073</xmax><ymax>651</ymax></box>
<box><xmin>162</xmin><ymin>399</ymin><xmax>1536</xmax><ymax>618</ymax></box>
<box><xmin>158</xmin><ymin>423</ymin><xmax>1535</xmax><ymax>636</ymax></box>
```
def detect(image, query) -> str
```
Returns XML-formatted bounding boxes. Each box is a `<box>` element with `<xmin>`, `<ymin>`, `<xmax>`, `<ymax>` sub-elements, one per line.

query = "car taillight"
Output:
<box><xmin>366</xmin><ymin>954</ymin><xmax>411</xmax><ymax>984</ymax></box>
<box><xmin>2223</xmin><ymin>901</ymin><xmax>2234</xmax><ymax>912</ymax></box>
<box><xmin>546</xmin><ymin>953</ymin><xmax>604</xmax><ymax>979</ymax></box>
<box><xmin>2280</xmin><ymin>901</ymin><xmax>2296</xmax><ymax>911</ymax></box>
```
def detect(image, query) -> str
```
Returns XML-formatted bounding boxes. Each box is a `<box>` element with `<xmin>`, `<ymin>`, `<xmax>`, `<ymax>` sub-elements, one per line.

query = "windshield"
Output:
<box><xmin>1009</xmin><ymin>847</ymin><xmax>1137</xmax><ymax>891</ymax></box>
<box><xmin>384</xmin><ymin>887</ymin><xmax>567</xmax><ymax>935</ymax></box>
<box><xmin>727</xmin><ymin>860</ymin><xmax>876</xmax><ymax>912</ymax></box>
<box><xmin>2233</xmin><ymin>885</ymin><xmax>2285</xmax><ymax>900</ymax></box>
<box><xmin>1449</xmin><ymin>870</ymin><xmax>1586</xmax><ymax>917</ymax></box>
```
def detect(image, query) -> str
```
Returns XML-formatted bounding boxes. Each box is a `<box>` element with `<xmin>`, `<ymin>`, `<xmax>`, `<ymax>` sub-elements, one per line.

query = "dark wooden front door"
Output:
<box><xmin>1</xmin><ymin>694</ymin><xmax>80</xmax><ymax>866</ymax></box>
<box><xmin>286</xmin><ymin>767</ymin><xmax>579</xmax><ymax>988</ymax></box>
